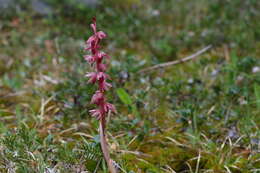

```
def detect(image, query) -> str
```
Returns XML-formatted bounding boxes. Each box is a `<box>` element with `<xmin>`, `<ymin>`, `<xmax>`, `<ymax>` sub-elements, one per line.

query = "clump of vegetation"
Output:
<box><xmin>0</xmin><ymin>0</ymin><xmax>260</xmax><ymax>172</ymax></box>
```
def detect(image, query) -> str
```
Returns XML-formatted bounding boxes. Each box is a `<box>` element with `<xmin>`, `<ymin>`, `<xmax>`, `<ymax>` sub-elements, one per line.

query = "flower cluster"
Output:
<box><xmin>84</xmin><ymin>18</ymin><xmax>116</xmax><ymax>120</ymax></box>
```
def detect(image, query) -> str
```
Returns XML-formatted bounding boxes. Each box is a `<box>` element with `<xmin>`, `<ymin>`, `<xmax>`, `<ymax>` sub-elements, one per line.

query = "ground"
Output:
<box><xmin>0</xmin><ymin>0</ymin><xmax>260</xmax><ymax>172</ymax></box>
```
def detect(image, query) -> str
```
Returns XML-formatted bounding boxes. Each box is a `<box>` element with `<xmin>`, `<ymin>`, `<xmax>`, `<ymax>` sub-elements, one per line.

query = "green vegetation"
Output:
<box><xmin>0</xmin><ymin>0</ymin><xmax>260</xmax><ymax>172</ymax></box>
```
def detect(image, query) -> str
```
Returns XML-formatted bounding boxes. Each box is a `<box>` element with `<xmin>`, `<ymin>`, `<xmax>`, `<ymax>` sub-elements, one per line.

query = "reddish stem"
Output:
<box><xmin>99</xmin><ymin>117</ymin><xmax>117</xmax><ymax>173</ymax></box>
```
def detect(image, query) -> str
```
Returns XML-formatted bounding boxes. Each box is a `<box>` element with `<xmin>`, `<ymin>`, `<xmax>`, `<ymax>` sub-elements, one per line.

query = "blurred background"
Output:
<box><xmin>0</xmin><ymin>0</ymin><xmax>260</xmax><ymax>172</ymax></box>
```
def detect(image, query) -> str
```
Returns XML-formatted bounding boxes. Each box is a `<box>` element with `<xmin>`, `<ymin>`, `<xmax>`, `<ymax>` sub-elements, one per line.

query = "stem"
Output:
<box><xmin>99</xmin><ymin>117</ymin><xmax>117</xmax><ymax>173</ymax></box>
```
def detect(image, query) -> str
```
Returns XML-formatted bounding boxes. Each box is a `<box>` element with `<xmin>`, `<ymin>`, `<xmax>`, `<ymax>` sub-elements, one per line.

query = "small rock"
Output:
<box><xmin>211</xmin><ymin>69</ymin><xmax>218</xmax><ymax>76</ymax></box>
<box><xmin>119</xmin><ymin>71</ymin><xmax>129</xmax><ymax>84</ymax></box>
<box><xmin>31</xmin><ymin>0</ymin><xmax>53</xmax><ymax>16</ymax></box>
<box><xmin>151</xmin><ymin>9</ymin><xmax>160</xmax><ymax>16</ymax></box>
<box><xmin>76</xmin><ymin>0</ymin><xmax>99</xmax><ymax>8</ymax></box>
<box><xmin>252</xmin><ymin>66</ymin><xmax>260</xmax><ymax>73</ymax></box>
<box><xmin>0</xmin><ymin>0</ymin><xmax>14</xmax><ymax>9</ymax></box>
<box><xmin>228</xmin><ymin>126</ymin><xmax>239</xmax><ymax>139</ymax></box>
<box><xmin>188</xmin><ymin>78</ymin><xmax>194</xmax><ymax>84</ymax></box>
<box><xmin>250</xmin><ymin>138</ymin><xmax>260</xmax><ymax>146</ymax></box>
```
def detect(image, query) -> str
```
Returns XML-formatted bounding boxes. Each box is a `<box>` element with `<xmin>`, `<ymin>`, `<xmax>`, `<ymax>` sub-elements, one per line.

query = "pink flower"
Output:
<box><xmin>96</xmin><ymin>31</ymin><xmax>106</xmax><ymax>39</ymax></box>
<box><xmin>85</xmin><ymin>72</ymin><xmax>97</xmax><ymax>83</ymax></box>
<box><xmin>99</xmin><ymin>80</ymin><xmax>112</xmax><ymax>91</ymax></box>
<box><xmin>89</xmin><ymin>109</ymin><xmax>102</xmax><ymax>119</ymax></box>
<box><xmin>85</xmin><ymin>35</ymin><xmax>98</xmax><ymax>51</ymax></box>
<box><xmin>90</xmin><ymin>18</ymin><xmax>106</xmax><ymax>40</ymax></box>
<box><xmin>84</xmin><ymin>55</ymin><xmax>95</xmax><ymax>64</ymax></box>
<box><xmin>96</xmin><ymin>51</ymin><xmax>109</xmax><ymax>60</ymax></box>
<box><xmin>86</xmin><ymin>35</ymin><xmax>96</xmax><ymax>45</ymax></box>
<box><xmin>90</xmin><ymin>23</ymin><xmax>97</xmax><ymax>34</ymax></box>
<box><xmin>97</xmin><ymin>63</ymin><xmax>107</xmax><ymax>71</ymax></box>
<box><xmin>91</xmin><ymin>91</ymin><xmax>105</xmax><ymax>104</ymax></box>
<box><xmin>85</xmin><ymin>72</ymin><xmax>109</xmax><ymax>84</ymax></box>
<box><xmin>97</xmin><ymin>72</ymin><xmax>109</xmax><ymax>80</ymax></box>
<box><xmin>104</xmin><ymin>102</ymin><xmax>116</xmax><ymax>113</ymax></box>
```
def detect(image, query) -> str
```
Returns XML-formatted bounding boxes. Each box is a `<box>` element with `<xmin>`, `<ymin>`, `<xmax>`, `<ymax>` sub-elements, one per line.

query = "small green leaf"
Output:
<box><xmin>116</xmin><ymin>88</ymin><xmax>132</xmax><ymax>105</ymax></box>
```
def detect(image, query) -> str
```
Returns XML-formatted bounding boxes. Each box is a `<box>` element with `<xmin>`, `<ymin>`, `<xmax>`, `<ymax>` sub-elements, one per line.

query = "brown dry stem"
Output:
<box><xmin>138</xmin><ymin>45</ymin><xmax>212</xmax><ymax>73</ymax></box>
<box><xmin>99</xmin><ymin>118</ymin><xmax>117</xmax><ymax>173</ymax></box>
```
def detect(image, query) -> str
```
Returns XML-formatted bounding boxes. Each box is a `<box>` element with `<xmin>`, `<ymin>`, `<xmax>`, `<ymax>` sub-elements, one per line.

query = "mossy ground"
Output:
<box><xmin>0</xmin><ymin>0</ymin><xmax>260</xmax><ymax>172</ymax></box>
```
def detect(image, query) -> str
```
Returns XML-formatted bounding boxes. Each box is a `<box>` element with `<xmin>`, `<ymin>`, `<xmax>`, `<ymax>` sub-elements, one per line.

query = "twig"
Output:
<box><xmin>93</xmin><ymin>158</ymin><xmax>102</xmax><ymax>173</ymax></box>
<box><xmin>138</xmin><ymin>45</ymin><xmax>212</xmax><ymax>73</ymax></box>
<box><xmin>195</xmin><ymin>150</ymin><xmax>201</xmax><ymax>173</ymax></box>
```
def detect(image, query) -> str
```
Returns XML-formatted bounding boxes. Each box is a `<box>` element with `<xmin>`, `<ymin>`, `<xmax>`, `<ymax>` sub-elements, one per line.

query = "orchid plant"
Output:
<box><xmin>84</xmin><ymin>17</ymin><xmax>117</xmax><ymax>173</ymax></box>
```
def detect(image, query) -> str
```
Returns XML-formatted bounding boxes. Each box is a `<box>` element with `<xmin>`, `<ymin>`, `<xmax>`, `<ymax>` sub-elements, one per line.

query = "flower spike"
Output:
<box><xmin>83</xmin><ymin>18</ymin><xmax>117</xmax><ymax>173</ymax></box>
